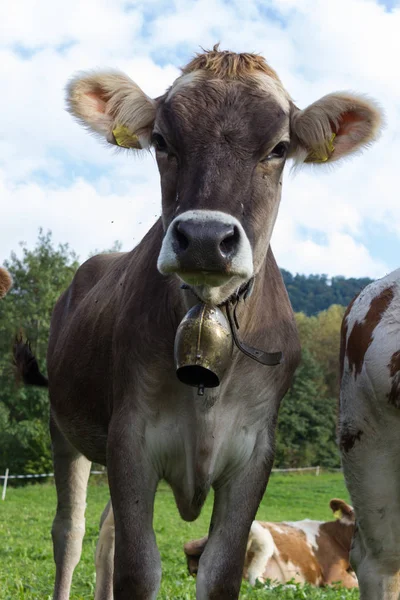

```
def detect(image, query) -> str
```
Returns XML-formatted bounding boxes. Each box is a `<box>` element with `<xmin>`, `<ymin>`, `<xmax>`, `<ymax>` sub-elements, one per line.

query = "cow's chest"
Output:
<box><xmin>143</xmin><ymin>381</ymin><xmax>278</xmax><ymax>520</ymax></box>
<box><xmin>145</xmin><ymin>412</ymin><xmax>257</xmax><ymax>481</ymax></box>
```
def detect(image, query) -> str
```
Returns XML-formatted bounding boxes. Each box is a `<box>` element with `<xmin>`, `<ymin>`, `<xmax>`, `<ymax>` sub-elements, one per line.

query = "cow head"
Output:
<box><xmin>67</xmin><ymin>47</ymin><xmax>383</xmax><ymax>305</ymax></box>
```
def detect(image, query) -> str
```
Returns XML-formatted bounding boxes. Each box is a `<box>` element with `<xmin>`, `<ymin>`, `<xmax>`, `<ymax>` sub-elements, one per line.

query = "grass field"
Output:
<box><xmin>0</xmin><ymin>472</ymin><xmax>359</xmax><ymax>599</ymax></box>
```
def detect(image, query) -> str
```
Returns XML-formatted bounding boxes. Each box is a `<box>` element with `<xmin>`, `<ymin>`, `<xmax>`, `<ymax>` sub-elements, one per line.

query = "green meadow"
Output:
<box><xmin>0</xmin><ymin>472</ymin><xmax>358</xmax><ymax>599</ymax></box>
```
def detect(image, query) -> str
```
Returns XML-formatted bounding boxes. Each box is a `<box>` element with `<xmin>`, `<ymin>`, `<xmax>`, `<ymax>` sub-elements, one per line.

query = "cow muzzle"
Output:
<box><xmin>157</xmin><ymin>210</ymin><xmax>253</xmax><ymax>301</ymax></box>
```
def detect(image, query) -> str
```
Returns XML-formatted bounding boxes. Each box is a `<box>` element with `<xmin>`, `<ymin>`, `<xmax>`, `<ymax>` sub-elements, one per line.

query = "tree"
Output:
<box><xmin>273</xmin><ymin>306</ymin><xmax>345</xmax><ymax>469</ymax></box>
<box><xmin>0</xmin><ymin>230</ymin><xmax>79</xmax><ymax>475</ymax></box>
<box><xmin>310</xmin><ymin>305</ymin><xmax>345</xmax><ymax>399</ymax></box>
<box><xmin>281</xmin><ymin>268</ymin><xmax>372</xmax><ymax>316</ymax></box>
<box><xmin>275</xmin><ymin>348</ymin><xmax>339</xmax><ymax>468</ymax></box>
<box><xmin>295</xmin><ymin>305</ymin><xmax>345</xmax><ymax>399</ymax></box>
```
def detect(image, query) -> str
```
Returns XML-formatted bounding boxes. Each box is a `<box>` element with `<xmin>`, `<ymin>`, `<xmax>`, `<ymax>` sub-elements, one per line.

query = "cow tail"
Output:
<box><xmin>13</xmin><ymin>336</ymin><xmax>48</xmax><ymax>388</ymax></box>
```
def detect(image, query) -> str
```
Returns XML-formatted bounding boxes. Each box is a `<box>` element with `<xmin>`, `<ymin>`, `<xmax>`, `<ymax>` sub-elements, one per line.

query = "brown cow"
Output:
<box><xmin>15</xmin><ymin>47</ymin><xmax>382</xmax><ymax>600</ymax></box>
<box><xmin>339</xmin><ymin>270</ymin><xmax>400</xmax><ymax>599</ymax></box>
<box><xmin>0</xmin><ymin>267</ymin><xmax>12</xmax><ymax>298</ymax></box>
<box><xmin>184</xmin><ymin>499</ymin><xmax>357</xmax><ymax>589</ymax></box>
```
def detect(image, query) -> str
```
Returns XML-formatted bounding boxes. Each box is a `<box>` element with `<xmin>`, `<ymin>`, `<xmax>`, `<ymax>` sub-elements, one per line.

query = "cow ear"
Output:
<box><xmin>66</xmin><ymin>71</ymin><xmax>156</xmax><ymax>150</ymax></box>
<box><xmin>290</xmin><ymin>93</ymin><xmax>383</xmax><ymax>165</ymax></box>
<box><xmin>330</xmin><ymin>498</ymin><xmax>354</xmax><ymax>521</ymax></box>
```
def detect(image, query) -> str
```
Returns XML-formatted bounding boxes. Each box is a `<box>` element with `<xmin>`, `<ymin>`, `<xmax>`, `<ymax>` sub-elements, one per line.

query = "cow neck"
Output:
<box><xmin>332</xmin><ymin>520</ymin><xmax>354</xmax><ymax>554</ymax></box>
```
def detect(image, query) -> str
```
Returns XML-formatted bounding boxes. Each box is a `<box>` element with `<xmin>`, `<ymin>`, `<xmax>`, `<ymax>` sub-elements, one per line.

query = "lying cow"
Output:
<box><xmin>184</xmin><ymin>499</ymin><xmax>357</xmax><ymax>589</ymax></box>
<box><xmin>0</xmin><ymin>267</ymin><xmax>11</xmax><ymax>298</ymax></box>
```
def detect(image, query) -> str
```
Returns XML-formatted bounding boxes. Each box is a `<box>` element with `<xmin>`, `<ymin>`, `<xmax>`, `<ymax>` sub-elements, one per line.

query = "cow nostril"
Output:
<box><xmin>219</xmin><ymin>226</ymin><xmax>239</xmax><ymax>258</ymax></box>
<box><xmin>175</xmin><ymin>227</ymin><xmax>189</xmax><ymax>252</ymax></box>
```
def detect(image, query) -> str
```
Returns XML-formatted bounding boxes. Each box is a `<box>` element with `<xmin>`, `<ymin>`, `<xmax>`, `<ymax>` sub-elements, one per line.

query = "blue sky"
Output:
<box><xmin>1</xmin><ymin>0</ymin><xmax>400</xmax><ymax>278</ymax></box>
<box><xmin>379</xmin><ymin>0</ymin><xmax>398</xmax><ymax>9</ymax></box>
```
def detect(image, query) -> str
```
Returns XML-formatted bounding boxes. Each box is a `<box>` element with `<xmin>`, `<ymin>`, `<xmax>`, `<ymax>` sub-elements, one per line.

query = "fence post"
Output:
<box><xmin>2</xmin><ymin>468</ymin><xmax>9</xmax><ymax>501</ymax></box>
<box><xmin>315</xmin><ymin>466</ymin><xmax>320</xmax><ymax>476</ymax></box>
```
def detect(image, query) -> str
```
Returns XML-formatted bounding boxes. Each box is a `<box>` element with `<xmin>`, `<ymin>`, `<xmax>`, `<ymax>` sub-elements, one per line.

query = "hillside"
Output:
<box><xmin>281</xmin><ymin>270</ymin><xmax>374</xmax><ymax>316</ymax></box>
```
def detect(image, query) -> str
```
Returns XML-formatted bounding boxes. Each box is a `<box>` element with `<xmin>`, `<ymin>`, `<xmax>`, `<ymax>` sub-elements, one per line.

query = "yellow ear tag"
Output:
<box><xmin>333</xmin><ymin>508</ymin><xmax>343</xmax><ymax>520</ymax></box>
<box><xmin>112</xmin><ymin>124</ymin><xmax>141</xmax><ymax>149</ymax></box>
<box><xmin>305</xmin><ymin>132</ymin><xmax>336</xmax><ymax>163</ymax></box>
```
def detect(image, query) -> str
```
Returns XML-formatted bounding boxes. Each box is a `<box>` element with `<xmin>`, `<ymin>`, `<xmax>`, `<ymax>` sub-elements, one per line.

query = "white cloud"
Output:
<box><xmin>0</xmin><ymin>0</ymin><xmax>142</xmax><ymax>50</ymax></box>
<box><xmin>0</xmin><ymin>163</ymin><xmax>161</xmax><ymax>262</ymax></box>
<box><xmin>1</xmin><ymin>0</ymin><xmax>399</xmax><ymax>280</ymax></box>
<box><xmin>273</xmin><ymin>218</ymin><xmax>387</xmax><ymax>278</ymax></box>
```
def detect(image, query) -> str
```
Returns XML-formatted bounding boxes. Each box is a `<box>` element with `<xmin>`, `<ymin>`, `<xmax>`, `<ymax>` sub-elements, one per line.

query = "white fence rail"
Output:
<box><xmin>0</xmin><ymin>470</ymin><xmax>105</xmax><ymax>480</ymax></box>
<box><xmin>1</xmin><ymin>465</ymin><xmax>343</xmax><ymax>500</ymax></box>
<box><xmin>0</xmin><ymin>470</ymin><xmax>106</xmax><ymax>500</ymax></box>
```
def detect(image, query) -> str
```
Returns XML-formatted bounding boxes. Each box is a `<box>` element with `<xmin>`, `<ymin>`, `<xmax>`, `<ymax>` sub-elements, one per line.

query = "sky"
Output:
<box><xmin>1</xmin><ymin>0</ymin><xmax>399</xmax><ymax>279</ymax></box>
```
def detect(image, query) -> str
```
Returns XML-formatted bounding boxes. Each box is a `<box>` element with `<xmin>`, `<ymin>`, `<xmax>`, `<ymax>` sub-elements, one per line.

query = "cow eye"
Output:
<box><xmin>152</xmin><ymin>133</ymin><xmax>168</xmax><ymax>153</ymax></box>
<box><xmin>262</xmin><ymin>142</ymin><xmax>288</xmax><ymax>162</ymax></box>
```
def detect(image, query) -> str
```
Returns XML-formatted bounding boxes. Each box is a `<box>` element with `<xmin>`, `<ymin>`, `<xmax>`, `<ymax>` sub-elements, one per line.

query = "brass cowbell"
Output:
<box><xmin>174</xmin><ymin>303</ymin><xmax>232</xmax><ymax>394</ymax></box>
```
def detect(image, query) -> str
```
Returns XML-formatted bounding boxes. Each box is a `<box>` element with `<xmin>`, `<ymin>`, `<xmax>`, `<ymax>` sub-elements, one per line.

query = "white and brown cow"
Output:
<box><xmin>184</xmin><ymin>499</ymin><xmax>357</xmax><ymax>589</ymax></box>
<box><xmin>14</xmin><ymin>47</ymin><xmax>382</xmax><ymax>600</ymax></box>
<box><xmin>340</xmin><ymin>270</ymin><xmax>400</xmax><ymax>599</ymax></box>
<box><xmin>0</xmin><ymin>267</ymin><xmax>12</xmax><ymax>298</ymax></box>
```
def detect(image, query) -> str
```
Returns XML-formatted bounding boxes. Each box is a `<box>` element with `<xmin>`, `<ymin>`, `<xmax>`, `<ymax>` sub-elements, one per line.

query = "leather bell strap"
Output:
<box><xmin>225</xmin><ymin>302</ymin><xmax>283</xmax><ymax>367</ymax></box>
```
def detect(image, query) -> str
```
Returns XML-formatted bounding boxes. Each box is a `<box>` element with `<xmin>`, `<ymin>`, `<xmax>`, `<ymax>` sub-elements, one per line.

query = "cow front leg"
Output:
<box><xmin>107</xmin><ymin>419</ymin><xmax>161</xmax><ymax>600</ymax></box>
<box><xmin>196</xmin><ymin>453</ymin><xmax>273</xmax><ymax>600</ymax></box>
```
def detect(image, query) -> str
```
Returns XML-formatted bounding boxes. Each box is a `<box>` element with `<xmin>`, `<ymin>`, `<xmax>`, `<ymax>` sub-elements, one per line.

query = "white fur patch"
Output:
<box><xmin>247</xmin><ymin>522</ymin><xmax>276</xmax><ymax>585</ymax></box>
<box><xmin>253</xmin><ymin>73</ymin><xmax>291</xmax><ymax>113</ymax></box>
<box><xmin>167</xmin><ymin>70</ymin><xmax>290</xmax><ymax>115</ymax></box>
<box><xmin>166</xmin><ymin>72</ymin><xmax>205</xmax><ymax>100</ymax></box>
<box><xmin>157</xmin><ymin>210</ymin><xmax>253</xmax><ymax>305</ymax></box>
<box><xmin>210</xmin><ymin>425</ymin><xmax>258</xmax><ymax>485</ymax></box>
